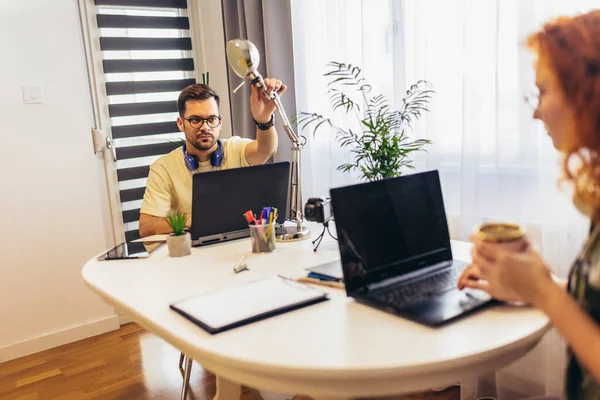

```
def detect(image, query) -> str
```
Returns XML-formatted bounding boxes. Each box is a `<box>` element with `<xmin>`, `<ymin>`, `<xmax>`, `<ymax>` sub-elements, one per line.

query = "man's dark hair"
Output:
<box><xmin>177</xmin><ymin>84</ymin><xmax>220</xmax><ymax>116</ymax></box>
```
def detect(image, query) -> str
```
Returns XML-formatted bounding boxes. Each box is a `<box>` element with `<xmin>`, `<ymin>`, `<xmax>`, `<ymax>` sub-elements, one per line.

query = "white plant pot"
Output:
<box><xmin>167</xmin><ymin>232</ymin><xmax>191</xmax><ymax>257</ymax></box>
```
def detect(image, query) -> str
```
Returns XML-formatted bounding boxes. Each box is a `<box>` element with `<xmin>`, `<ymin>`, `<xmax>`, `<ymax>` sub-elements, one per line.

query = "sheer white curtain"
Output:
<box><xmin>292</xmin><ymin>0</ymin><xmax>598</xmax><ymax>399</ymax></box>
<box><xmin>291</xmin><ymin>0</ymin><xmax>405</xmax><ymax>197</ymax></box>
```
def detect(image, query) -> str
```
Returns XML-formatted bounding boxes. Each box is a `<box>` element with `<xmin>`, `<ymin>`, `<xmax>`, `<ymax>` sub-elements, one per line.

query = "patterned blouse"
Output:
<box><xmin>566</xmin><ymin>225</ymin><xmax>600</xmax><ymax>399</ymax></box>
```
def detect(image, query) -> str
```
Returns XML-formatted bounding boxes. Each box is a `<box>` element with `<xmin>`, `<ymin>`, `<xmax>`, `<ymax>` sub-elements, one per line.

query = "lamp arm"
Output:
<box><xmin>290</xmin><ymin>142</ymin><xmax>303</xmax><ymax>230</ymax></box>
<box><xmin>265</xmin><ymin>91</ymin><xmax>303</xmax><ymax>228</ymax></box>
<box><xmin>247</xmin><ymin>70</ymin><xmax>300</xmax><ymax>144</ymax></box>
<box><xmin>239</xmin><ymin>70</ymin><xmax>309</xmax><ymax>237</ymax></box>
<box><xmin>270</xmin><ymin>93</ymin><xmax>299</xmax><ymax>144</ymax></box>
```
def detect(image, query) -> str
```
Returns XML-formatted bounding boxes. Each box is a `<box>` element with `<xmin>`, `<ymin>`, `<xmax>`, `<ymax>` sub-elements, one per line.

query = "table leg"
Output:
<box><xmin>180</xmin><ymin>356</ymin><xmax>192</xmax><ymax>400</ymax></box>
<box><xmin>213</xmin><ymin>375</ymin><xmax>242</xmax><ymax>400</ymax></box>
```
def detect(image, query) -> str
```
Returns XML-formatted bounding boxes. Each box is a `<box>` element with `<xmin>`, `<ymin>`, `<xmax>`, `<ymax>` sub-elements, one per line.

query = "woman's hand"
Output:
<box><xmin>458</xmin><ymin>236</ymin><xmax>555</xmax><ymax>307</ymax></box>
<box><xmin>250</xmin><ymin>78</ymin><xmax>287</xmax><ymax>124</ymax></box>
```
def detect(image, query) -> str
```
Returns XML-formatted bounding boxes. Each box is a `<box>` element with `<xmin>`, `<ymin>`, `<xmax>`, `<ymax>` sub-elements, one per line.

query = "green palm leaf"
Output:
<box><xmin>298</xmin><ymin>62</ymin><xmax>435</xmax><ymax>181</ymax></box>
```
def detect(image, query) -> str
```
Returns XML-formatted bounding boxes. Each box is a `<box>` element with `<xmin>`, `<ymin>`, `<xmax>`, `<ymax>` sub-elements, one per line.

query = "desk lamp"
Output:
<box><xmin>226</xmin><ymin>38</ymin><xmax>310</xmax><ymax>242</ymax></box>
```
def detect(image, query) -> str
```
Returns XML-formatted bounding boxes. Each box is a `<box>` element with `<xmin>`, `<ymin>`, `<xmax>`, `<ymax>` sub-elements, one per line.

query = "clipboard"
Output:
<box><xmin>170</xmin><ymin>275</ymin><xmax>329</xmax><ymax>334</ymax></box>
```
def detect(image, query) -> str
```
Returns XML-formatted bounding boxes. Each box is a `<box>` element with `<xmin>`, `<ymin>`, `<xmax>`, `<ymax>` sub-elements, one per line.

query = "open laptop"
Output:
<box><xmin>329</xmin><ymin>170</ymin><xmax>493</xmax><ymax>326</ymax></box>
<box><xmin>191</xmin><ymin>162</ymin><xmax>290</xmax><ymax>246</ymax></box>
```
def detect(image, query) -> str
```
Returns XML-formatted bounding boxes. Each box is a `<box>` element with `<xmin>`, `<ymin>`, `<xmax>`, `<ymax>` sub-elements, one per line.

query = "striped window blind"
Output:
<box><xmin>94</xmin><ymin>0</ymin><xmax>195</xmax><ymax>242</ymax></box>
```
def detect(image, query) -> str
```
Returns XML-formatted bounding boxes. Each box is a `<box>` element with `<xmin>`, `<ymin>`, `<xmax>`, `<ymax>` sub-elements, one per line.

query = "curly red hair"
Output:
<box><xmin>528</xmin><ymin>10</ymin><xmax>600</xmax><ymax>220</ymax></box>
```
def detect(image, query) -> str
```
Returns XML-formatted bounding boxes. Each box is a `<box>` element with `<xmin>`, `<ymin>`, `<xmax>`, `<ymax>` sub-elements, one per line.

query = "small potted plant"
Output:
<box><xmin>166</xmin><ymin>212</ymin><xmax>191</xmax><ymax>257</ymax></box>
<box><xmin>297</xmin><ymin>62</ymin><xmax>434</xmax><ymax>181</ymax></box>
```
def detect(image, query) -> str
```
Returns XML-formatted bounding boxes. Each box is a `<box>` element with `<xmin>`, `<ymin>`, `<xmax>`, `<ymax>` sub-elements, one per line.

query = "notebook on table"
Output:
<box><xmin>306</xmin><ymin>260</ymin><xmax>344</xmax><ymax>281</ymax></box>
<box><xmin>170</xmin><ymin>276</ymin><xmax>328</xmax><ymax>334</ymax></box>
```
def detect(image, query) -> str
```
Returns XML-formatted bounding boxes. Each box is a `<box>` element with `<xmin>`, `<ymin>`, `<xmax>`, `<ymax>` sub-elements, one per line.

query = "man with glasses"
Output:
<box><xmin>139</xmin><ymin>80</ymin><xmax>286</xmax><ymax>237</ymax></box>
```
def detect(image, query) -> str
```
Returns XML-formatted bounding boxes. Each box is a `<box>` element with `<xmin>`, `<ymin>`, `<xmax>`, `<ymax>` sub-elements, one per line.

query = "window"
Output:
<box><xmin>82</xmin><ymin>0</ymin><xmax>197</xmax><ymax>242</ymax></box>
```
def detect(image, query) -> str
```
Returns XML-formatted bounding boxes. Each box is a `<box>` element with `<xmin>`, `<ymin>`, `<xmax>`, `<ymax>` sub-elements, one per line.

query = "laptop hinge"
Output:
<box><xmin>192</xmin><ymin>228</ymin><xmax>250</xmax><ymax>246</ymax></box>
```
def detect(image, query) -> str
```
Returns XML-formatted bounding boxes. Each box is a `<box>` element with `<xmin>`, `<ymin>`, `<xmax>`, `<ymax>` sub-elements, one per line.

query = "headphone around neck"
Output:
<box><xmin>182</xmin><ymin>139</ymin><xmax>223</xmax><ymax>170</ymax></box>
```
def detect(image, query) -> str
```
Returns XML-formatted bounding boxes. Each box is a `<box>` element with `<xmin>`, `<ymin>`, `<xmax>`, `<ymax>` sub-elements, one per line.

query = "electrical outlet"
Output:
<box><xmin>22</xmin><ymin>84</ymin><xmax>44</xmax><ymax>104</ymax></box>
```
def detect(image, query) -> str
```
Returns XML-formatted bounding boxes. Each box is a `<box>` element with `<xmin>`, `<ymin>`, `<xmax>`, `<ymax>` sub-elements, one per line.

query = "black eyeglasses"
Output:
<box><xmin>182</xmin><ymin>115</ymin><xmax>222</xmax><ymax>129</ymax></box>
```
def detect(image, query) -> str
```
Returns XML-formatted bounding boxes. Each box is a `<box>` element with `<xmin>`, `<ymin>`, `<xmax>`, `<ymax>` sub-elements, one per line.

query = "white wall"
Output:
<box><xmin>0</xmin><ymin>0</ymin><xmax>118</xmax><ymax>362</ymax></box>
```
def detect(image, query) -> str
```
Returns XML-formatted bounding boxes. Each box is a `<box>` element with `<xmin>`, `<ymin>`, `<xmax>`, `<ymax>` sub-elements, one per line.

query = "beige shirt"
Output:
<box><xmin>140</xmin><ymin>136</ymin><xmax>252</xmax><ymax>217</ymax></box>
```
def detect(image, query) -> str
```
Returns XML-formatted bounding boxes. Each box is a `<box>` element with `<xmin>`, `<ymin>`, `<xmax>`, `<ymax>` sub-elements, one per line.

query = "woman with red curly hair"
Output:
<box><xmin>458</xmin><ymin>9</ymin><xmax>600</xmax><ymax>400</ymax></box>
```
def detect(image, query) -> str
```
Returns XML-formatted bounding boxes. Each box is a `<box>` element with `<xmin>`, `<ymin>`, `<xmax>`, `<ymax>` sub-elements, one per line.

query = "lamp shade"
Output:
<box><xmin>226</xmin><ymin>38</ymin><xmax>261</xmax><ymax>79</ymax></box>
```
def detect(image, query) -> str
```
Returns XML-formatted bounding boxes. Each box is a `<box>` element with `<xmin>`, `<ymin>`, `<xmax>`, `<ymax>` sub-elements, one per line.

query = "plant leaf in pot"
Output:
<box><xmin>165</xmin><ymin>212</ymin><xmax>191</xmax><ymax>257</ymax></box>
<box><xmin>297</xmin><ymin>62</ymin><xmax>434</xmax><ymax>181</ymax></box>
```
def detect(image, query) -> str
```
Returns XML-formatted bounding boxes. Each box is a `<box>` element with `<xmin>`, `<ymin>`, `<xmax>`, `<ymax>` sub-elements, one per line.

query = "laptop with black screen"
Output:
<box><xmin>329</xmin><ymin>170</ymin><xmax>493</xmax><ymax>326</ymax></box>
<box><xmin>191</xmin><ymin>162</ymin><xmax>290</xmax><ymax>246</ymax></box>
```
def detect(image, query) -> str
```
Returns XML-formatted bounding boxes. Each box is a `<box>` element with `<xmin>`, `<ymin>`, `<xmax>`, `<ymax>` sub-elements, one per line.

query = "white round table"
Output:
<box><xmin>82</xmin><ymin>224</ymin><xmax>550</xmax><ymax>399</ymax></box>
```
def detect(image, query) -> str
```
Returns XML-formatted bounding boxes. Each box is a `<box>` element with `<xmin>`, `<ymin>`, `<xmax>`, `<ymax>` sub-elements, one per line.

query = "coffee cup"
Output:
<box><xmin>473</xmin><ymin>222</ymin><xmax>527</xmax><ymax>252</ymax></box>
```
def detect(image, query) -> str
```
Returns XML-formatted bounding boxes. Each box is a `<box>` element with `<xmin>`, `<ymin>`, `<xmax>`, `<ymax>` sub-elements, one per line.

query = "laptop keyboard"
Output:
<box><xmin>372</xmin><ymin>261</ymin><xmax>467</xmax><ymax>307</ymax></box>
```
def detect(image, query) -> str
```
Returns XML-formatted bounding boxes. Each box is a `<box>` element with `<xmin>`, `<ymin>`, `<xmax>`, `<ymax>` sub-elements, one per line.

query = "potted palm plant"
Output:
<box><xmin>166</xmin><ymin>212</ymin><xmax>191</xmax><ymax>257</ymax></box>
<box><xmin>297</xmin><ymin>62</ymin><xmax>434</xmax><ymax>181</ymax></box>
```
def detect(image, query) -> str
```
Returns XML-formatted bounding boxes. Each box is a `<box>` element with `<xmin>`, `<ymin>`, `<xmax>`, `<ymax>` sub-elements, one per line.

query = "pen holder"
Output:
<box><xmin>249</xmin><ymin>223</ymin><xmax>276</xmax><ymax>254</ymax></box>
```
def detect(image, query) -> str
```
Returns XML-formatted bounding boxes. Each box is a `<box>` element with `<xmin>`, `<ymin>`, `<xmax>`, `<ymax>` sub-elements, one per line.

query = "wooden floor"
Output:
<box><xmin>0</xmin><ymin>323</ymin><xmax>460</xmax><ymax>400</ymax></box>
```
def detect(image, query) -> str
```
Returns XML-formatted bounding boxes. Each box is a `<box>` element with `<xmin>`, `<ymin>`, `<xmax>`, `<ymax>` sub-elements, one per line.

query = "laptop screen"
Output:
<box><xmin>329</xmin><ymin>170</ymin><xmax>452</xmax><ymax>293</ymax></box>
<box><xmin>192</xmin><ymin>162</ymin><xmax>290</xmax><ymax>241</ymax></box>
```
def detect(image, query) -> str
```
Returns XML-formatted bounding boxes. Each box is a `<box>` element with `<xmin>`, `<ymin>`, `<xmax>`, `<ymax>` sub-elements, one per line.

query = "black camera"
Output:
<box><xmin>304</xmin><ymin>197</ymin><xmax>333</xmax><ymax>224</ymax></box>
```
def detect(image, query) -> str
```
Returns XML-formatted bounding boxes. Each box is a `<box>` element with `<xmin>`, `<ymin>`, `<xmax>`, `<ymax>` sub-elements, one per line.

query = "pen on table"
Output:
<box><xmin>296</xmin><ymin>277</ymin><xmax>345</xmax><ymax>289</ymax></box>
<box><xmin>307</xmin><ymin>272</ymin><xmax>341</xmax><ymax>282</ymax></box>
